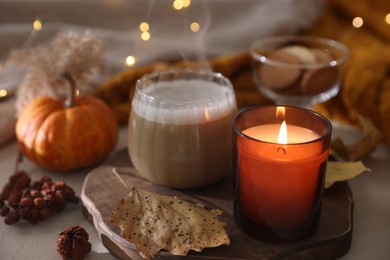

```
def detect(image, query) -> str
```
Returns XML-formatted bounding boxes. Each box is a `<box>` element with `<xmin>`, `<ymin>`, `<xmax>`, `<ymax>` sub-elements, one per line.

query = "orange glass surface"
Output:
<box><xmin>232</xmin><ymin>105</ymin><xmax>332</xmax><ymax>241</ymax></box>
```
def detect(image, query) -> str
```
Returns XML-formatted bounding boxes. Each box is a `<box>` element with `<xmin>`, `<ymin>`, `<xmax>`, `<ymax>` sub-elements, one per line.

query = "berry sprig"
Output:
<box><xmin>0</xmin><ymin>170</ymin><xmax>79</xmax><ymax>225</ymax></box>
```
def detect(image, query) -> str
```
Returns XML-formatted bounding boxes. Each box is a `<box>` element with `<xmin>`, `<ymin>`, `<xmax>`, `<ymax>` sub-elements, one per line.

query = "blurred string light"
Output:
<box><xmin>351</xmin><ymin>12</ymin><xmax>390</xmax><ymax>28</ymax></box>
<box><xmin>141</xmin><ymin>31</ymin><xmax>151</xmax><ymax>41</ymax></box>
<box><xmin>173</xmin><ymin>0</ymin><xmax>191</xmax><ymax>11</ymax></box>
<box><xmin>173</xmin><ymin>0</ymin><xmax>183</xmax><ymax>10</ymax></box>
<box><xmin>352</xmin><ymin>17</ymin><xmax>363</xmax><ymax>28</ymax></box>
<box><xmin>139</xmin><ymin>21</ymin><xmax>151</xmax><ymax>41</ymax></box>
<box><xmin>22</xmin><ymin>17</ymin><xmax>43</xmax><ymax>48</ymax></box>
<box><xmin>139</xmin><ymin>22</ymin><xmax>149</xmax><ymax>32</ymax></box>
<box><xmin>0</xmin><ymin>89</ymin><xmax>7</xmax><ymax>98</ymax></box>
<box><xmin>33</xmin><ymin>18</ymin><xmax>42</xmax><ymax>31</ymax></box>
<box><xmin>125</xmin><ymin>56</ymin><xmax>136</xmax><ymax>67</ymax></box>
<box><xmin>190</xmin><ymin>22</ymin><xmax>200</xmax><ymax>32</ymax></box>
<box><xmin>182</xmin><ymin>0</ymin><xmax>191</xmax><ymax>7</ymax></box>
<box><xmin>386</xmin><ymin>13</ymin><xmax>390</xmax><ymax>25</ymax></box>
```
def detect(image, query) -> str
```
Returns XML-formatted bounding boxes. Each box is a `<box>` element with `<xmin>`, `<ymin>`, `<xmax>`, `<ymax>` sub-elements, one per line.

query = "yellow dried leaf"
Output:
<box><xmin>325</xmin><ymin>161</ymin><xmax>371</xmax><ymax>188</ymax></box>
<box><xmin>109</xmin><ymin>188</ymin><xmax>230</xmax><ymax>259</ymax></box>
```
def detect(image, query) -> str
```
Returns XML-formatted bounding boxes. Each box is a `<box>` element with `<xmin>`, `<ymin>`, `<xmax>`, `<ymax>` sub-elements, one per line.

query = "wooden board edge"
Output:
<box><xmin>81</xmin><ymin>164</ymin><xmax>354</xmax><ymax>259</ymax></box>
<box><xmin>81</xmin><ymin>173</ymin><xmax>145</xmax><ymax>260</ymax></box>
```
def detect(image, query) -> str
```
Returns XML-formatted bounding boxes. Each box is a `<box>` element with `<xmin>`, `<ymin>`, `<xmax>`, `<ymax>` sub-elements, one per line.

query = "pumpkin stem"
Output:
<box><xmin>62</xmin><ymin>71</ymin><xmax>77</xmax><ymax>107</ymax></box>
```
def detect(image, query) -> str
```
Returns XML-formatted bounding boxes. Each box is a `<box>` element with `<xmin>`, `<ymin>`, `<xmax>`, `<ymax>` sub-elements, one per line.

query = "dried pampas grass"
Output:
<box><xmin>6</xmin><ymin>31</ymin><xmax>105</xmax><ymax>113</ymax></box>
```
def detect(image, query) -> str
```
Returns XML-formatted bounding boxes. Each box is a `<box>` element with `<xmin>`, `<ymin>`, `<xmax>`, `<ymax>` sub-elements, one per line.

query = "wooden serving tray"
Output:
<box><xmin>81</xmin><ymin>149</ymin><xmax>353</xmax><ymax>259</ymax></box>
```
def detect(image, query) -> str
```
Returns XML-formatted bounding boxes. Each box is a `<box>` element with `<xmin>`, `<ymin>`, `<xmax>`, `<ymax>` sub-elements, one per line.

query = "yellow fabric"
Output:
<box><xmin>96</xmin><ymin>0</ymin><xmax>390</xmax><ymax>147</ymax></box>
<box><xmin>310</xmin><ymin>0</ymin><xmax>390</xmax><ymax>146</ymax></box>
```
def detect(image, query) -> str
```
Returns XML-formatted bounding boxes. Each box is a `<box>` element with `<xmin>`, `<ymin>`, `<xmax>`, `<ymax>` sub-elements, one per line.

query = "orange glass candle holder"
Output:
<box><xmin>232</xmin><ymin>105</ymin><xmax>332</xmax><ymax>242</ymax></box>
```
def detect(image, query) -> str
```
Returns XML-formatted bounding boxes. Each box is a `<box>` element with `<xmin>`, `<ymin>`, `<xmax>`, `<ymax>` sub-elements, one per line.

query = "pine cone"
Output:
<box><xmin>56</xmin><ymin>226</ymin><xmax>91</xmax><ymax>260</ymax></box>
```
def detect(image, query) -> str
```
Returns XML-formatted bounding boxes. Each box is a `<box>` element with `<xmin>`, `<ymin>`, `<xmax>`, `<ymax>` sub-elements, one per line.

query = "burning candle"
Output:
<box><xmin>232</xmin><ymin>105</ymin><xmax>332</xmax><ymax>241</ymax></box>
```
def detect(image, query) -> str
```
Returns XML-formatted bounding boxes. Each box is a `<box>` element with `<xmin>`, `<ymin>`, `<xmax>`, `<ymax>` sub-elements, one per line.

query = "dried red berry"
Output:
<box><xmin>0</xmin><ymin>170</ymin><xmax>79</xmax><ymax>225</ymax></box>
<box><xmin>14</xmin><ymin>172</ymin><xmax>31</xmax><ymax>189</ymax></box>
<box><xmin>41</xmin><ymin>176</ymin><xmax>52</xmax><ymax>183</ymax></box>
<box><xmin>18</xmin><ymin>207</ymin><xmax>33</xmax><ymax>220</ymax></box>
<box><xmin>51</xmin><ymin>201</ymin><xmax>66</xmax><ymax>212</ymax></box>
<box><xmin>31</xmin><ymin>181</ymin><xmax>43</xmax><ymax>190</ymax></box>
<box><xmin>34</xmin><ymin>197</ymin><xmax>46</xmax><ymax>209</ymax></box>
<box><xmin>53</xmin><ymin>181</ymin><xmax>66</xmax><ymax>191</ymax></box>
<box><xmin>38</xmin><ymin>207</ymin><xmax>51</xmax><ymax>220</ymax></box>
<box><xmin>4</xmin><ymin>210</ymin><xmax>19</xmax><ymax>225</ymax></box>
<box><xmin>56</xmin><ymin>226</ymin><xmax>91</xmax><ymax>260</ymax></box>
<box><xmin>19</xmin><ymin>197</ymin><xmax>33</xmax><ymax>208</ymax></box>
<box><xmin>42</xmin><ymin>182</ymin><xmax>52</xmax><ymax>191</ymax></box>
<box><xmin>63</xmin><ymin>187</ymin><xmax>75</xmax><ymax>199</ymax></box>
<box><xmin>44</xmin><ymin>194</ymin><xmax>55</xmax><ymax>204</ymax></box>
<box><xmin>0</xmin><ymin>206</ymin><xmax>10</xmax><ymax>217</ymax></box>
<box><xmin>7</xmin><ymin>191</ymin><xmax>22</xmax><ymax>206</ymax></box>
<box><xmin>40</xmin><ymin>189</ymin><xmax>50</xmax><ymax>197</ymax></box>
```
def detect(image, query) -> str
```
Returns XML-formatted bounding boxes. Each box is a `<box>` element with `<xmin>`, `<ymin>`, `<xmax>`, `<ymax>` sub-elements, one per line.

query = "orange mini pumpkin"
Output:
<box><xmin>15</xmin><ymin>95</ymin><xmax>119</xmax><ymax>172</ymax></box>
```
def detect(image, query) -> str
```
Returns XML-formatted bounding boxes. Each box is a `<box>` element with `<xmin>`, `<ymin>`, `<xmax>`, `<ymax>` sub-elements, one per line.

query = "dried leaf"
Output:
<box><xmin>109</xmin><ymin>188</ymin><xmax>230</xmax><ymax>259</ymax></box>
<box><xmin>325</xmin><ymin>161</ymin><xmax>371</xmax><ymax>188</ymax></box>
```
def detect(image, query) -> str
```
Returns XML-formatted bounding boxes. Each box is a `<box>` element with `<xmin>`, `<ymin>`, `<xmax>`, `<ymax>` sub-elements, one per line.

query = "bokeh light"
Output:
<box><xmin>173</xmin><ymin>0</ymin><xmax>191</xmax><ymax>10</ymax></box>
<box><xmin>386</xmin><ymin>13</ymin><xmax>390</xmax><ymax>25</ymax></box>
<box><xmin>173</xmin><ymin>0</ymin><xmax>183</xmax><ymax>10</ymax></box>
<box><xmin>0</xmin><ymin>89</ymin><xmax>7</xmax><ymax>98</ymax></box>
<box><xmin>141</xmin><ymin>31</ymin><xmax>151</xmax><ymax>41</ymax></box>
<box><xmin>139</xmin><ymin>22</ymin><xmax>149</xmax><ymax>32</ymax></box>
<box><xmin>352</xmin><ymin>17</ymin><xmax>363</xmax><ymax>28</ymax></box>
<box><xmin>190</xmin><ymin>22</ymin><xmax>200</xmax><ymax>32</ymax></box>
<box><xmin>182</xmin><ymin>0</ymin><xmax>191</xmax><ymax>8</ymax></box>
<box><xmin>126</xmin><ymin>56</ymin><xmax>136</xmax><ymax>66</ymax></box>
<box><xmin>33</xmin><ymin>18</ymin><xmax>42</xmax><ymax>31</ymax></box>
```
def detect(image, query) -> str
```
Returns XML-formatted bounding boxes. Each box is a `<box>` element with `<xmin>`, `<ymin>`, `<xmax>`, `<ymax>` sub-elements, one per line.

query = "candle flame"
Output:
<box><xmin>278</xmin><ymin>121</ymin><xmax>287</xmax><ymax>144</ymax></box>
<box><xmin>276</xmin><ymin>106</ymin><xmax>285</xmax><ymax>120</ymax></box>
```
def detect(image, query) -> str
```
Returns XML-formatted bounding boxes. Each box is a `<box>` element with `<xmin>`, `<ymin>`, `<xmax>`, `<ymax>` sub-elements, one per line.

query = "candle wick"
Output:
<box><xmin>277</xmin><ymin>146</ymin><xmax>286</xmax><ymax>155</ymax></box>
